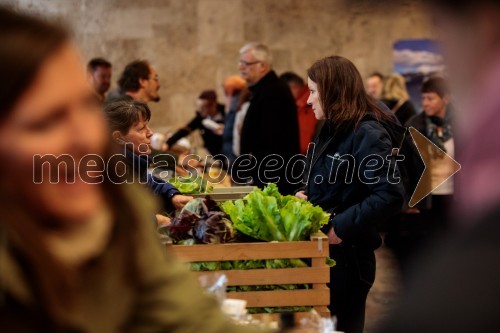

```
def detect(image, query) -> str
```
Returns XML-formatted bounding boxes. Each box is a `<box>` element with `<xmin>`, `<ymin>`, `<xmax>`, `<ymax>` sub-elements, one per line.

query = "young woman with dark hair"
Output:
<box><xmin>0</xmin><ymin>6</ymin><xmax>260</xmax><ymax>333</ymax></box>
<box><xmin>296</xmin><ymin>55</ymin><xmax>404</xmax><ymax>333</ymax></box>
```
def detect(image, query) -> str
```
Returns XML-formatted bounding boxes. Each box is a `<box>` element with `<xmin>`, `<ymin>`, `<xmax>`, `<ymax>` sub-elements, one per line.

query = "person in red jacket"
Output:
<box><xmin>280</xmin><ymin>72</ymin><xmax>319</xmax><ymax>155</ymax></box>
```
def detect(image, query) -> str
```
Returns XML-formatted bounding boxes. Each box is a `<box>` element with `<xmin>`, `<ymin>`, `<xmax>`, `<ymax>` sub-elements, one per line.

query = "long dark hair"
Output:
<box><xmin>307</xmin><ymin>55</ymin><xmax>394</xmax><ymax>135</ymax></box>
<box><xmin>0</xmin><ymin>6</ymin><xmax>140</xmax><ymax>327</ymax></box>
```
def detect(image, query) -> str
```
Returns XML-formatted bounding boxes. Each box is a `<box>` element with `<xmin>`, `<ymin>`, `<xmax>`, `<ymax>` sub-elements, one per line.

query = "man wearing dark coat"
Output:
<box><xmin>237</xmin><ymin>42</ymin><xmax>300</xmax><ymax>195</ymax></box>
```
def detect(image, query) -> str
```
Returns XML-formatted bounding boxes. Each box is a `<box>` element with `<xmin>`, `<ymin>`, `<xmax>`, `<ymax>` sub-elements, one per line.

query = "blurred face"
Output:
<box><xmin>141</xmin><ymin>65</ymin><xmax>160</xmax><ymax>102</ymax></box>
<box><xmin>366</xmin><ymin>76</ymin><xmax>383</xmax><ymax>99</ymax></box>
<box><xmin>90</xmin><ymin>65</ymin><xmax>112</xmax><ymax>95</ymax></box>
<box><xmin>422</xmin><ymin>92</ymin><xmax>449</xmax><ymax>118</ymax></box>
<box><xmin>197</xmin><ymin>98</ymin><xmax>217</xmax><ymax>117</ymax></box>
<box><xmin>0</xmin><ymin>43</ymin><xmax>108</xmax><ymax>222</ymax></box>
<box><xmin>288</xmin><ymin>82</ymin><xmax>304</xmax><ymax>100</ymax></box>
<box><xmin>120</xmin><ymin>113</ymin><xmax>153</xmax><ymax>155</ymax></box>
<box><xmin>307</xmin><ymin>77</ymin><xmax>325</xmax><ymax>120</ymax></box>
<box><xmin>239</xmin><ymin>50</ymin><xmax>266</xmax><ymax>86</ymax></box>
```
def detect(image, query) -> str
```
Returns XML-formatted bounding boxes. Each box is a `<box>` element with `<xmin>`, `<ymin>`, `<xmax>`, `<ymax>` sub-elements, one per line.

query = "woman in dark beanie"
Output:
<box><xmin>297</xmin><ymin>55</ymin><xmax>404</xmax><ymax>333</ymax></box>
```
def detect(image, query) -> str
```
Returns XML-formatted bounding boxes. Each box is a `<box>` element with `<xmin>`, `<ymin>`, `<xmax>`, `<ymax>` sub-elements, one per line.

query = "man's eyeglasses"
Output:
<box><xmin>239</xmin><ymin>60</ymin><xmax>261</xmax><ymax>67</ymax></box>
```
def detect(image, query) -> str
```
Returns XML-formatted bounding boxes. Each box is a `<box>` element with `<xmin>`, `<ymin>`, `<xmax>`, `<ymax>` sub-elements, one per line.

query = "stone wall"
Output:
<box><xmin>3</xmin><ymin>0</ymin><xmax>435</xmax><ymax>132</ymax></box>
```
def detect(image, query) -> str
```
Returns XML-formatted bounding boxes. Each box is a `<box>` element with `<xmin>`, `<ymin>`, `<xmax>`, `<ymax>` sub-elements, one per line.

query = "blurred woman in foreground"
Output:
<box><xmin>0</xmin><ymin>6</ymin><xmax>259</xmax><ymax>333</ymax></box>
<box><xmin>297</xmin><ymin>56</ymin><xmax>404</xmax><ymax>333</ymax></box>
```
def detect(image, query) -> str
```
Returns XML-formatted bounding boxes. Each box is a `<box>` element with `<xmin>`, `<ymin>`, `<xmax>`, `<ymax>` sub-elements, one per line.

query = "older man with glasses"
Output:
<box><xmin>235</xmin><ymin>42</ymin><xmax>300</xmax><ymax>195</ymax></box>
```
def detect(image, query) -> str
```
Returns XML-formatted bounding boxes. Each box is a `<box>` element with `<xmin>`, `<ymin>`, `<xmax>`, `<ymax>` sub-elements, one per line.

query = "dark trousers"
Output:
<box><xmin>329</xmin><ymin>244</ymin><xmax>376</xmax><ymax>333</ymax></box>
<box><xmin>385</xmin><ymin>195</ymin><xmax>453</xmax><ymax>283</ymax></box>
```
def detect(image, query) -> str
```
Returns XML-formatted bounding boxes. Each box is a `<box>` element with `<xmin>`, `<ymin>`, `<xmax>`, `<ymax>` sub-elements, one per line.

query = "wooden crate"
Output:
<box><xmin>169</xmin><ymin>232</ymin><xmax>330</xmax><ymax>318</ymax></box>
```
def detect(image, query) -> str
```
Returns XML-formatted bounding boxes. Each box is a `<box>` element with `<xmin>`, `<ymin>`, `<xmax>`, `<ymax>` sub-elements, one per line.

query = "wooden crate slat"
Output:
<box><xmin>193</xmin><ymin>267</ymin><xmax>330</xmax><ymax>286</ymax></box>
<box><xmin>170</xmin><ymin>240</ymin><xmax>328</xmax><ymax>262</ymax></box>
<box><xmin>228</xmin><ymin>288</ymin><xmax>330</xmax><ymax>307</ymax></box>
<box><xmin>312</xmin><ymin>306</ymin><xmax>331</xmax><ymax>318</ymax></box>
<box><xmin>170</xmin><ymin>232</ymin><xmax>330</xmax><ymax>316</ymax></box>
<box><xmin>251</xmin><ymin>307</ymin><xmax>331</xmax><ymax>322</ymax></box>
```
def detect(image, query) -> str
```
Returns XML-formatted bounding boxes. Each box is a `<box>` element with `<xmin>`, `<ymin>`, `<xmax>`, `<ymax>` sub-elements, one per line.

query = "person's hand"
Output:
<box><xmin>295</xmin><ymin>190</ymin><xmax>308</xmax><ymax>201</ymax></box>
<box><xmin>327</xmin><ymin>227</ymin><xmax>343</xmax><ymax>245</ymax></box>
<box><xmin>160</xmin><ymin>143</ymin><xmax>169</xmax><ymax>152</ymax></box>
<box><xmin>175</xmin><ymin>165</ymin><xmax>188</xmax><ymax>176</ymax></box>
<box><xmin>171</xmin><ymin>194</ymin><xmax>194</xmax><ymax>210</ymax></box>
<box><xmin>155</xmin><ymin>214</ymin><xmax>171</xmax><ymax>227</ymax></box>
<box><xmin>213</xmin><ymin>125</ymin><xmax>224</xmax><ymax>136</ymax></box>
<box><xmin>179</xmin><ymin>154</ymin><xmax>203</xmax><ymax>168</ymax></box>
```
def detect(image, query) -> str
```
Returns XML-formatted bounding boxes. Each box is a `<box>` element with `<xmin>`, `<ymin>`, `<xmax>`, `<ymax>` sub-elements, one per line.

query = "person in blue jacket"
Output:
<box><xmin>296</xmin><ymin>56</ymin><xmax>404</xmax><ymax>333</ymax></box>
<box><xmin>104</xmin><ymin>100</ymin><xmax>193</xmax><ymax>213</ymax></box>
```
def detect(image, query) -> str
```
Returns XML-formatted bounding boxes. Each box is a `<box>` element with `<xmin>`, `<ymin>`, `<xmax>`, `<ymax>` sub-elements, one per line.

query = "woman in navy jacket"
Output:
<box><xmin>297</xmin><ymin>56</ymin><xmax>404</xmax><ymax>333</ymax></box>
<box><xmin>104</xmin><ymin>100</ymin><xmax>193</xmax><ymax>213</ymax></box>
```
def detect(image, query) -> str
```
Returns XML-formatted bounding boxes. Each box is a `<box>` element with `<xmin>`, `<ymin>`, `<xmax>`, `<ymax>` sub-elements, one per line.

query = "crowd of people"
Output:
<box><xmin>362</xmin><ymin>71</ymin><xmax>456</xmax><ymax>284</ymax></box>
<box><xmin>3</xmin><ymin>0</ymin><xmax>499</xmax><ymax>332</ymax></box>
<box><xmin>88</xmin><ymin>43</ymin><xmax>313</xmax><ymax>195</ymax></box>
<box><xmin>85</xmin><ymin>45</ymin><xmax>462</xmax><ymax>333</ymax></box>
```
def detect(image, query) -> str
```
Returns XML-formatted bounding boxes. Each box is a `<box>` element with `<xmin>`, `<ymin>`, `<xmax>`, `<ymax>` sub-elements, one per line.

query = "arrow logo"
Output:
<box><xmin>408</xmin><ymin>127</ymin><xmax>461</xmax><ymax>207</ymax></box>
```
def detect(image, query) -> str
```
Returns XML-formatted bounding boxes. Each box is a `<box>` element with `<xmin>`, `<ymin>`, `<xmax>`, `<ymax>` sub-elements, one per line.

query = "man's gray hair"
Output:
<box><xmin>239</xmin><ymin>42</ymin><xmax>273</xmax><ymax>66</ymax></box>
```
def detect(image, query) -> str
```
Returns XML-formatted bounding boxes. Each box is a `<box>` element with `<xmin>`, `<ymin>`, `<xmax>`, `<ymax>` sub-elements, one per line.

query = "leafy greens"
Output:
<box><xmin>221</xmin><ymin>184</ymin><xmax>330</xmax><ymax>242</ymax></box>
<box><xmin>168</xmin><ymin>176</ymin><xmax>213</xmax><ymax>194</ymax></box>
<box><xmin>164</xmin><ymin>197</ymin><xmax>235</xmax><ymax>244</ymax></box>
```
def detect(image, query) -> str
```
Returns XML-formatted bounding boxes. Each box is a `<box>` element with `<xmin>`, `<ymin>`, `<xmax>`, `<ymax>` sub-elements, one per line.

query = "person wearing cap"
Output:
<box><xmin>165</xmin><ymin>90</ymin><xmax>225</xmax><ymax>156</ymax></box>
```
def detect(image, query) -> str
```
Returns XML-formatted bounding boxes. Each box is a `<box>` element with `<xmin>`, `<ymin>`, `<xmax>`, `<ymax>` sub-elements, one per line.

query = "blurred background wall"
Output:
<box><xmin>1</xmin><ymin>0</ymin><xmax>435</xmax><ymax>132</ymax></box>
